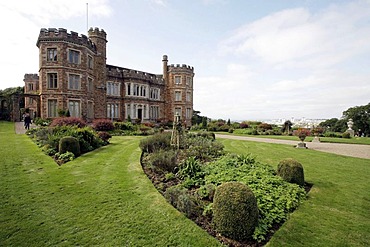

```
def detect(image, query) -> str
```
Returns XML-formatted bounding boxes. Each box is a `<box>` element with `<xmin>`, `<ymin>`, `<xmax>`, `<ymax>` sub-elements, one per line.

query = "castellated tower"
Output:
<box><xmin>35</xmin><ymin>27</ymin><xmax>107</xmax><ymax>120</ymax></box>
<box><xmin>88</xmin><ymin>27</ymin><xmax>108</xmax><ymax>119</ymax></box>
<box><xmin>163</xmin><ymin>55</ymin><xmax>194</xmax><ymax>127</ymax></box>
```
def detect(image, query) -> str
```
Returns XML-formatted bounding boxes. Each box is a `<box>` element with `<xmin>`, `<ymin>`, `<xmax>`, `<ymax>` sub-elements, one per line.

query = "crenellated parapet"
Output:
<box><xmin>106</xmin><ymin>65</ymin><xmax>164</xmax><ymax>84</ymax></box>
<box><xmin>23</xmin><ymin>74</ymin><xmax>39</xmax><ymax>81</ymax></box>
<box><xmin>37</xmin><ymin>28</ymin><xmax>97</xmax><ymax>52</ymax></box>
<box><xmin>88</xmin><ymin>27</ymin><xmax>107</xmax><ymax>41</ymax></box>
<box><xmin>168</xmin><ymin>63</ymin><xmax>194</xmax><ymax>73</ymax></box>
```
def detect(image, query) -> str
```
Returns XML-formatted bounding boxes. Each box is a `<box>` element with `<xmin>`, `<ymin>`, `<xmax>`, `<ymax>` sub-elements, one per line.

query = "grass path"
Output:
<box><xmin>220</xmin><ymin>139</ymin><xmax>370</xmax><ymax>247</ymax></box>
<box><xmin>0</xmin><ymin>122</ymin><xmax>221</xmax><ymax>246</ymax></box>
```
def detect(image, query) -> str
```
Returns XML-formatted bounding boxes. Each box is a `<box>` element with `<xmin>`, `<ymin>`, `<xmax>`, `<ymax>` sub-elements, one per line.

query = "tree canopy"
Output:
<box><xmin>342</xmin><ymin>102</ymin><xmax>370</xmax><ymax>136</ymax></box>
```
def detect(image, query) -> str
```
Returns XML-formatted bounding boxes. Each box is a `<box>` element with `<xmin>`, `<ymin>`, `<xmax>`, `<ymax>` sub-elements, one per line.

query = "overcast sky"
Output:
<box><xmin>1</xmin><ymin>0</ymin><xmax>369</xmax><ymax>121</ymax></box>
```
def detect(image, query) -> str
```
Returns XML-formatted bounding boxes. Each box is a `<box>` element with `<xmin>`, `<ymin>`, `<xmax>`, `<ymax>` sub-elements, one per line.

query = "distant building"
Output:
<box><xmin>24</xmin><ymin>27</ymin><xmax>194</xmax><ymax>126</ymax></box>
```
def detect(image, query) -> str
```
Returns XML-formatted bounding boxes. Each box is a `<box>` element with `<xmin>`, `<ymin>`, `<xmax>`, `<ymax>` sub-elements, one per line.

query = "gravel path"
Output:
<box><xmin>14</xmin><ymin>121</ymin><xmax>36</xmax><ymax>135</ymax></box>
<box><xmin>216</xmin><ymin>134</ymin><xmax>370</xmax><ymax>160</ymax></box>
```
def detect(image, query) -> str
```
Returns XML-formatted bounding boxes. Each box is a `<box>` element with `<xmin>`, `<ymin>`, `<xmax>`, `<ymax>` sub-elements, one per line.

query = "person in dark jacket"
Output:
<box><xmin>24</xmin><ymin>113</ymin><xmax>31</xmax><ymax>130</ymax></box>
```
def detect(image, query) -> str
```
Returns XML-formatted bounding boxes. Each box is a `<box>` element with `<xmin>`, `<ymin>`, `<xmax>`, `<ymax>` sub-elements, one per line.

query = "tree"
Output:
<box><xmin>342</xmin><ymin>102</ymin><xmax>370</xmax><ymax>136</ymax></box>
<box><xmin>191</xmin><ymin>110</ymin><xmax>208</xmax><ymax>129</ymax></box>
<box><xmin>318</xmin><ymin>118</ymin><xmax>347</xmax><ymax>133</ymax></box>
<box><xmin>281</xmin><ymin>120</ymin><xmax>293</xmax><ymax>135</ymax></box>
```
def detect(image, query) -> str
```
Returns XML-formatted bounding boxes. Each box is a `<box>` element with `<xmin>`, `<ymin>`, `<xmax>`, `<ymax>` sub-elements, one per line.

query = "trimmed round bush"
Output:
<box><xmin>59</xmin><ymin>136</ymin><xmax>80</xmax><ymax>157</ymax></box>
<box><xmin>213</xmin><ymin>182</ymin><xmax>259</xmax><ymax>241</ymax></box>
<box><xmin>277</xmin><ymin>158</ymin><xmax>305</xmax><ymax>186</ymax></box>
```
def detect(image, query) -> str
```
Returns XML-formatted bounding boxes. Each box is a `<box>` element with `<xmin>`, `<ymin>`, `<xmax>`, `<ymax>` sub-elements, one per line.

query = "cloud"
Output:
<box><xmin>219</xmin><ymin>1</ymin><xmax>370</xmax><ymax>69</ymax></box>
<box><xmin>150</xmin><ymin>0</ymin><xmax>167</xmax><ymax>7</ymax></box>
<box><xmin>0</xmin><ymin>0</ymin><xmax>112</xmax><ymax>90</ymax></box>
<box><xmin>0</xmin><ymin>0</ymin><xmax>112</xmax><ymax>25</ymax></box>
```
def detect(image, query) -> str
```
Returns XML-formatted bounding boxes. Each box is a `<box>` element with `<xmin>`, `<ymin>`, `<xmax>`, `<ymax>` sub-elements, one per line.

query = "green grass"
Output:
<box><xmin>219</xmin><ymin>132</ymin><xmax>370</xmax><ymax>145</ymax></box>
<box><xmin>0</xmin><ymin>122</ymin><xmax>222</xmax><ymax>246</ymax></box>
<box><xmin>219</xmin><ymin>138</ymin><xmax>370</xmax><ymax>247</ymax></box>
<box><xmin>2</xmin><ymin>121</ymin><xmax>369</xmax><ymax>246</ymax></box>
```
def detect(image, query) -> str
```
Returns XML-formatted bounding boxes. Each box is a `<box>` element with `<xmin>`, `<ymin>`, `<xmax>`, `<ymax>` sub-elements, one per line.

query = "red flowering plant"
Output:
<box><xmin>293</xmin><ymin>128</ymin><xmax>311</xmax><ymax>142</ymax></box>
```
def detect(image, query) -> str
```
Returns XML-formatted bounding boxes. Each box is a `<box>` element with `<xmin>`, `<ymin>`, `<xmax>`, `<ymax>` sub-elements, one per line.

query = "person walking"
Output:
<box><xmin>24</xmin><ymin>113</ymin><xmax>31</xmax><ymax>130</ymax></box>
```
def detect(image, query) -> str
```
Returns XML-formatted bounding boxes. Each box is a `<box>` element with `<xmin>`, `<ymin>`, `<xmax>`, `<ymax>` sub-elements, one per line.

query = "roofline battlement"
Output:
<box><xmin>23</xmin><ymin>74</ymin><xmax>39</xmax><ymax>81</ymax></box>
<box><xmin>168</xmin><ymin>63</ymin><xmax>194</xmax><ymax>72</ymax></box>
<box><xmin>88</xmin><ymin>27</ymin><xmax>107</xmax><ymax>41</ymax></box>
<box><xmin>106</xmin><ymin>65</ymin><xmax>164</xmax><ymax>84</ymax></box>
<box><xmin>37</xmin><ymin>28</ymin><xmax>97</xmax><ymax>52</ymax></box>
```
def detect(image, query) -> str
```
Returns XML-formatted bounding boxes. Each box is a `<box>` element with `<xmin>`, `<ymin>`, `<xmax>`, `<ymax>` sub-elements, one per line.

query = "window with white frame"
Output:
<box><xmin>175</xmin><ymin>75</ymin><xmax>181</xmax><ymax>85</ymax></box>
<box><xmin>186</xmin><ymin>92</ymin><xmax>191</xmax><ymax>102</ymax></box>
<box><xmin>107</xmin><ymin>103</ymin><xmax>119</xmax><ymax>118</ymax></box>
<box><xmin>87</xmin><ymin>77</ymin><xmax>93</xmax><ymax>92</ymax></box>
<box><xmin>186</xmin><ymin>108</ymin><xmax>192</xmax><ymax>119</ymax></box>
<box><xmin>47</xmin><ymin>48</ymin><xmax>57</xmax><ymax>62</ymax></box>
<box><xmin>150</xmin><ymin>88</ymin><xmax>160</xmax><ymax>100</ymax></box>
<box><xmin>68</xmin><ymin>100</ymin><xmax>80</xmax><ymax>117</ymax></box>
<box><xmin>87</xmin><ymin>101</ymin><xmax>94</xmax><ymax>118</ymax></box>
<box><xmin>47</xmin><ymin>73</ymin><xmax>58</xmax><ymax>89</ymax></box>
<box><xmin>143</xmin><ymin>105</ymin><xmax>147</xmax><ymax>118</ymax></box>
<box><xmin>186</xmin><ymin>76</ymin><xmax>192</xmax><ymax>86</ymax></box>
<box><xmin>68</xmin><ymin>49</ymin><xmax>80</xmax><ymax>64</ymax></box>
<box><xmin>88</xmin><ymin>55</ymin><xmax>93</xmax><ymax>69</ymax></box>
<box><xmin>126</xmin><ymin>104</ymin><xmax>131</xmax><ymax>119</ymax></box>
<box><xmin>27</xmin><ymin>83</ymin><xmax>34</xmax><ymax>91</ymax></box>
<box><xmin>106</xmin><ymin>82</ymin><xmax>120</xmax><ymax>96</ymax></box>
<box><xmin>68</xmin><ymin>74</ymin><xmax>80</xmax><ymax>90</ymax></box>
<box><xmin>132</xmin><ymin>84</ymin><xmax>147</xmax><ymax>97</ymax></box>
<box><xmin>48</xmin><ymin>99</ymin><xmax>58</xmax><ymax>117</ymax></box>
<box><xmin>175</xmin><ymin>107</ymin><xmax>181</xmax><ymax>117</ymax></box>
<box><xmin>150</xmin><ymin>106</ymin><xmax>160</xmax><ymax>120</ymax></box>
<box><xmin>126</xmin><ymin>83</ymin><xmax>131</xmax><ymax>96</ymax></box>
<box><xmin>175</xmin><ymin>91</ymin><xmax>182</xmax><ymax>101</ymax></box>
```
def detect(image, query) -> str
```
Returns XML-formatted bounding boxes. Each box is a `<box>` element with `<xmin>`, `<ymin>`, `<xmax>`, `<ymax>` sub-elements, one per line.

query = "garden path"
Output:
<box><xmin>216</xmin><ymin>134</ymin><xmax>370</xmax><ymax>159</ymax></box>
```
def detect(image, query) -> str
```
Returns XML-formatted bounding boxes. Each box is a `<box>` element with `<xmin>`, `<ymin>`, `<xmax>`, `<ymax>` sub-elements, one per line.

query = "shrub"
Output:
<box><xmin>92</xmin><ymin>119</ymin><xmax>114</xmax><ymax>131</ymax></box>
<box><xmin>183</xmin><ymin>135</ymin><xmax>224</xmax><ymax>162</ymax></box>
<box><xmin>50</xmin><ymin>117</ymin><xmax>86</xmax><ymax>128</ymax></box>
<box><xmin>98</xmin><ymin>131</ymin><xmax>112</xmax><ymax>143</ymax></box>
<box><xmin>342</xmin><ymin>132</ymin><xmax>351</xmax><ymax>138</ymax></box>
<box><xmin>139</xmin><ymin>132</ymin><xmax>172</xmax><ymax>153</ymax></box>
<box><xmin>213</xmin><ymin>182</ymin><xmax>259</xmax><ymax>241</ymax></box>
<box><xmin>277</xmin><ymin>158</ymin><xmax>305</xmax><ymax>186</ymax></box>
<box><xmin>59</xmin><ymin>136</ymin><xmax>81</xmax><ymax>157</ymax></box>
<box><xmin>33</xmin><ymin>117</ymin><xmax>51</xmax><ymax>126</ymax></box>
<box><xmin>114</xmin><ymin>121</ymin><xmax>135</xmax><ymax>131</ymax></box>
<box><xmin>258</xmin><ymin>123</ymin><xmax>272</xmax><ymax>131</ymax></box>
<box><xmin>239</xmin><ymin>122</ymin><xmax>249</xmax><ymax>128</ymax></box>
<box><xmin>164</xmin><ymin>186</ymin><xmax>201</xmax><ymax>218</ymax></box>
<box><xmin>147</xmin><ymin>149</ymin><xmax>177</xmax><ymax>173</ymax></box>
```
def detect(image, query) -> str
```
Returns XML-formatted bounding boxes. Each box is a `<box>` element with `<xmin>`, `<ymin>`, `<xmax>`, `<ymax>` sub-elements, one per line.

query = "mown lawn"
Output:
<box><xmin>219</xmin><ymin>138</ymin><xmax>370</xmax><ymax>247</ymax></box>
<box><xmin>2</xmin><ymin>121</ymin><xmax>369</xmax><ymax>246</ymax></box>
<box><xmin>0</xmin><ymin>122</ymin><xmax>222</xmax><ymax>246</ymax></box>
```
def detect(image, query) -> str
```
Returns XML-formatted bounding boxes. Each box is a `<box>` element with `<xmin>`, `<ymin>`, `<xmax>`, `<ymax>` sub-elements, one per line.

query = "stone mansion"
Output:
<box><xmin>24</xmin><ymin>27</ymin><xmax>194</xmax><ymax>126</ymax></box>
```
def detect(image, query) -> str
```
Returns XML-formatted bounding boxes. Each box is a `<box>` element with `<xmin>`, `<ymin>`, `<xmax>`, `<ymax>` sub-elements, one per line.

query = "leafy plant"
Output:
<box><xmin>204</xmin><ymin>154</ymin><xmax>306</xmax><ymax>241</ymax></box>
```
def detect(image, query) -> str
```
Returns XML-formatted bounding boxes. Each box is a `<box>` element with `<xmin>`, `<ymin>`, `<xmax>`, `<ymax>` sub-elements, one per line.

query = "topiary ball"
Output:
<box><xmin>213</xmin><ymin>182</ymin><xmax>259</xmax><ymax>241</ymax></box>
<box><xmin>277</xmin><ymin>158</ymin><xmax>305</xmax><ymax>186</ymax></box>
<box><xmin>59</xmin><ymin>136</ymin><xmax>80</xmax><ymax>157</ymax></box>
